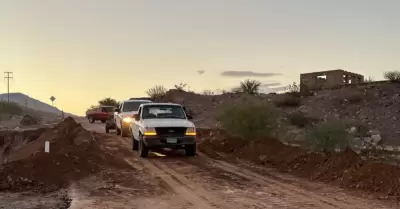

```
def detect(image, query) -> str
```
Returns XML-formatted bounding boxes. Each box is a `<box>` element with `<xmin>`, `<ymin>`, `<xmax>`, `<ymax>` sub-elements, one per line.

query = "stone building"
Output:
<box><xmin>300</xmin><ymin>69</ymin><xmax>364</xmax><ymax>91</ymax></box>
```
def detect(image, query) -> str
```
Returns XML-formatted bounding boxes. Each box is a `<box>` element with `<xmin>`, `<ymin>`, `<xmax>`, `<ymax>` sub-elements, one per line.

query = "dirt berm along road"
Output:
<box><xmin>68</xmin><ymin>118</ymin><xmax>397</xmax><ymax>209</ymax></box>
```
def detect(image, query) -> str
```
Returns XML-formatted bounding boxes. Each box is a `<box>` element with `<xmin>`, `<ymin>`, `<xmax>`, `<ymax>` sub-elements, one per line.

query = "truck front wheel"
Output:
<box><xmin>139</xmin><ymin>137</ymin><xmax>149</xmax><ymax>158</ymax></box>
<box><xmin>185</xmin><ymin>144</ymin><xmax>196</xmax><ymax>157</ymax></box>
<box><xmin>88</xmin><ymin>117</ymin><xmax>95</xmax><ymax>123</ymax></box>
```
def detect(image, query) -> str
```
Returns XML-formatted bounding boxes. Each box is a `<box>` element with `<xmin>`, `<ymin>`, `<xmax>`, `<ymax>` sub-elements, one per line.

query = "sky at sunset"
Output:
<box><xmin>1</xmin><ymin>0</ymin><xmax>399</xmax><ymax>115</ymax></box>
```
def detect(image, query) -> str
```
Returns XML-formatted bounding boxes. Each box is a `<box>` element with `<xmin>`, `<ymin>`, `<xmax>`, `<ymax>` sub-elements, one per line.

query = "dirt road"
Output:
<box><xmin>60</xmin><ymin>118</ymin><xmax>396</xmax><ymax>209</ymax></box>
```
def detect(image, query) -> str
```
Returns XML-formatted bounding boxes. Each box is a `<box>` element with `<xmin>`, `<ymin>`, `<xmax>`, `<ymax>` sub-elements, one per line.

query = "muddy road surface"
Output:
<box><xmin>66</xmin><ymin>118</ymin><xmax>396</xmax><ymax>209</ymax></box>
<box><xmin>1</xmin><ymin>117</ymin><xmax>397</xmax><ymax>209</ymax></box>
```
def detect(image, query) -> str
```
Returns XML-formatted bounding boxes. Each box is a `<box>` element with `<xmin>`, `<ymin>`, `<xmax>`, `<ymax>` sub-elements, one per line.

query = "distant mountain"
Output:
<box><xmin>0</xmin><ymin>93</ymin><xmax>74</xmax><ymax>116</ymax></box>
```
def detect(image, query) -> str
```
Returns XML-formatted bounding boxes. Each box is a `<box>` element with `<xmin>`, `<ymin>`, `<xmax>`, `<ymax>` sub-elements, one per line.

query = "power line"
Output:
<box><xmin>4</xmin><ymin>72</ymin><xmax>13</xmax><ymax>103</ymax></box>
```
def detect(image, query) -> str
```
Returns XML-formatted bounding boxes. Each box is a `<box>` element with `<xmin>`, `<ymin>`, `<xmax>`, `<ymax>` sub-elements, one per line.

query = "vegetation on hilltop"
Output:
<box><xmin>0</xmin><ymin>101</ymin><xmax>23</xmax><ymax>120</ymax></box>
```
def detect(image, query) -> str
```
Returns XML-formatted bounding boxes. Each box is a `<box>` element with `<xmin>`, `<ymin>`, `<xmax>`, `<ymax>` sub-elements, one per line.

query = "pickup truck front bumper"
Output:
<box><xmin>142</xmin><ymin>136</ymin><xmax>196</xmax><ymax>148</ymax></box>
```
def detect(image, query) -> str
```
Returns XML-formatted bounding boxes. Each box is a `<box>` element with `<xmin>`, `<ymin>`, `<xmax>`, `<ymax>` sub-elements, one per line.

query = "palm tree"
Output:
<box><xmin>238</xmin><ymin>79</ymin><xmax>261</xmax><ymax>95</ymax></box>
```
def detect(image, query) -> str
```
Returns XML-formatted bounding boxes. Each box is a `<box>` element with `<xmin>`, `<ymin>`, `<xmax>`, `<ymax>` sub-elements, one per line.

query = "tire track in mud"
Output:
<box><xmin>150</xmin><ymin>157</ymin><xmax>309</xmax><ymax>209</ymax></box>
<box><xmin>194</xmin><ymin>153</ymin><xmax>392</xmax><ymax>209</ymax></box>
<box><xmin>119</xmin><ymin>137</ymin><xmax>215</xmax><ymax>209</ymax></box>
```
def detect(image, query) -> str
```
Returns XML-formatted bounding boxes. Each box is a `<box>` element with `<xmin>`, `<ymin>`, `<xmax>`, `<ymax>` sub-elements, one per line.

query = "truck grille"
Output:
<box><xmin>155</xmin><ymin>127</ymin><xmax>187</xmax><ymax>137</ymax></box>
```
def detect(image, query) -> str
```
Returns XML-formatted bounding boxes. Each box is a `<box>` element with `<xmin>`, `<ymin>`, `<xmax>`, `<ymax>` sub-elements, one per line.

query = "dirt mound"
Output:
<box><xmin>0</xmin><ymin>128</ymin><xmax>48</xmax><ymax>166</ymax></box>
<box><xmin>198</xmin><ymin>128</ymin><xmax>400</xmax><ymax>197</ymax></box>
<box><xmin>0</xmin><ymin>117</ymin><xmax>130</xmax><ymax>193</ymax></box>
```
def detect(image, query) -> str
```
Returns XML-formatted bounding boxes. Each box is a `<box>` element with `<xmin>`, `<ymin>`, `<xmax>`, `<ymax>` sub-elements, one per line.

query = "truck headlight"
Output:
<box><xmin>185</xmin><ymin>127</ymin><xmax>196</xmax><ymax>136</ymax></box>
<box><xmin>144</xmin><ymin>127</ymin><xmax>157</xmax><ymax>136</ymax></box>
<box><xmin>122</xmin><ymin>117</ymin><xmax>132</xmax><ymax>123</ymax></box>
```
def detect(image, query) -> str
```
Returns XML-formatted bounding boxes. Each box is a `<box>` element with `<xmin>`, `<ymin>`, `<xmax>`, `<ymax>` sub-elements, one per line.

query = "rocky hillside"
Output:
<box><xmin>162</xmin><ymin>82</ymin><xmax>400</xmax><ymax>146</ymax></box>
<box><xmin>0</xmin><ymin>93</ymin><xmax>62</xmax><ymax>114</ymax></box>
<box><xmin>0</xmin><ymin>93</ymin><xmax>75</xmax><ymax>130</ymax></box>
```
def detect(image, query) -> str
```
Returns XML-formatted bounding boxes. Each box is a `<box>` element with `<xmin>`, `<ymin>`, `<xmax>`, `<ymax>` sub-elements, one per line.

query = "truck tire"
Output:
<box><xmin>132</xmin><ymin>136</ymin><xmax>139</xmax><ymax>151</ymax></box>
<box><xmin>88</xmin><ymin>117</ymin><xmax>95</xmax><ymax>123</ymax></box>
<box><xmin>105</xmin><ymin>126</ymin><xmax>109</xmax><ymax>133</ymax></box>
<box><xmin>120</xmin><ymin>123</ymin><xmax>129</xmax><ymax>137</ymax></box>
<box><xmin>139</xmin><ymin>137</ymin><xmax>149</xmax><ymax>158</ymax></box>
<box><xmin>101</xmin><ymin>120</ymin><xmax>106</xmax><ymax>123</ymax></box>
<box><xmin>185</xmin><ymin>144</ymin><xmax>196</xmax><ymax>157</ymax></box>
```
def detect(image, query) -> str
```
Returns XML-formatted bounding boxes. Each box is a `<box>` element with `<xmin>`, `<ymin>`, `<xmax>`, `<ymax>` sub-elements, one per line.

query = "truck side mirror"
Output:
<box><xmin>115</xmin><ymin>108</ymin><xmax>120</xmax><ymax>113</ymax></box>
<box><xmin>133</xmin><ymin>114</ymin><xmax>140</xmax><ymax>121</ymax></box>
<box><xmin>187</xmin><ymin>115</ymin><xmax>193</xmax><ymax>120</ymax></box>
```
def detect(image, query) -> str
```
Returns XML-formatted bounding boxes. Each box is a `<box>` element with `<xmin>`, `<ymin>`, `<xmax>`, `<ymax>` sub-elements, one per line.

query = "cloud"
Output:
<box><xmin>220</xmin><ymin>70</ymin><xmax>281</xmax><ymax>77</ymax></box>
<box><xmin>197</xmin><ymin>70</ymin><xmax>205</xmax><ymax>75</ymax></box>
<box><xmin>261</xmin><ymin>82</ymin><xmax>281</xmax><ymax>87</ymax></box>
<box><xmin>259</xmin><ymin>85</ymin><xmax>288</xmax><ymax>94</ymax></box>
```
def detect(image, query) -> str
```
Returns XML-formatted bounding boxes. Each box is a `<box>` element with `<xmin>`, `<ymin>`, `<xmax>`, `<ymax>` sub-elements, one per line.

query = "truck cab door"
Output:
<box><xmin>132</xmin><ymin>107</ymin><xmax>142</xmax><ymax>139</ymax></box>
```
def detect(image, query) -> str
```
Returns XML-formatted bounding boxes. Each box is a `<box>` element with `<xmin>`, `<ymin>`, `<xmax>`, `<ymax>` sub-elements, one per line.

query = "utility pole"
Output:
<box><xmin>4</xmin><ymin>72</ymin><xmax>13</xmax><ymax>103</ymax></box>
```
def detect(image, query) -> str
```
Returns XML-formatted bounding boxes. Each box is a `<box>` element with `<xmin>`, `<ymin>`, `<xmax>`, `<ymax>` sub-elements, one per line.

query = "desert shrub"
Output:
<box><xmin>289</xmin><ymin>112</ymin><xmax>312</xmax><ymax>128</ymax></box>
<box><xmin>0</xmin><ymin>101</ymin><xmax>23</xmax><ymax>118</ymax></box>
<box><xmin>337</xmin><ymin>89</ymin><xmax>363</xmax><ymax>104</ymax></box>
<box><xmin>174</xmin><ymin>82</ymin><xmax>187</xmax><ymax>91</ymax></box>
<box><xmin>237</xmin><ymin>79</ymin><xmax>261</xmax><ymax>95</ymax></box>
<box><xmin>201</xmin><ymin>90</ymin><xmax>214</xmax><ymax>95</ymax></box>
<box><xmin>217</xmin><ymin>101</ymin><xmax>280</xmax><ymax>139</ymax></box>
<box><xmin>304</xmin><ymin>120</ymin><xmax>354</xmax><ymax>152</ymax></box>
<box><xmin>274</xmin><ymin>95</ymin><xmax>301</xmax><ymax>107</ymax></box>
<box><xmin>146</xmin><ymin>85</ymin><xmax>167</xmax><ymax>99</ymax></box>
<box><xmin>384</xmin><ymin>71</ymin><xmax>400</xmax><ymax>82</ymax></box>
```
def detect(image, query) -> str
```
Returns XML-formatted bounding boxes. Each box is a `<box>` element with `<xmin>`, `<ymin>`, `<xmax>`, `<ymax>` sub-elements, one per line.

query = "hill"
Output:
<box><xmin>0</xmin><ymin>93</ymin><xmax>70</xmax><ymax>115</ymax></box>
<box><xmin>159</xmin><ymin>82</ymin><xmax>400</xmax><ymax>146</ymax></box>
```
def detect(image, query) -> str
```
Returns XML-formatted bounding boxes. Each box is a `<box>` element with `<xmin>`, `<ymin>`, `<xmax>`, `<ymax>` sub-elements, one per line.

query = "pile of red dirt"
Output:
<box><xmin>197</xmin><ymin>128</ymin><xmax>400</xmax><ymax>197</ymax></box>
<box><xmin>0</xmin><ymin>117</ymin><xmax>131</xmax><ymax>193</ymax></box>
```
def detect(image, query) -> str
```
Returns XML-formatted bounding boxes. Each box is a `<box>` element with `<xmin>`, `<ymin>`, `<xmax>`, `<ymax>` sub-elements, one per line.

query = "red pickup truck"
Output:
<box><xmin>86</xmin><ymin>106</ymin><xmax>116</xmax><ymax>123</ymax></box>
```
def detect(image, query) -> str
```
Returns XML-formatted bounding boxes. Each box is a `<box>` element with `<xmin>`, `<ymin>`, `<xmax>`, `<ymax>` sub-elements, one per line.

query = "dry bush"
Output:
<box><xmin>238</xmin><ymin>79</ymin><xmax>261</xmax><ymax>95</ymax></box>
<box><xmin>337</xmin><ymin>89</ymin><xmax>363</xmax><ymax>104</ymax></box>
<box><xmin>146</xmin><ymin>85</ymin><xmax>167</xmax><ymax>100</ymax></box>
<box><xmin>201</xmin><ymin>90</ymin><xmax>214</xmax><ymax>95</ymax></box>
<box><xmin>174</xmin><ymin>82</ymin><xmax>187</xmax><ymax>91</ymax></box>
<box><xmin>304</xmin><ymin>120</ymin><xmax>355</xmax><ymax>152</ymax></box>
<box><xmin>217</xmin><ymin>100</ymin><xmax>280</xmax><ymax>139</ymax></box>
<box><xmin>384</xmin><ymin>71</ymin><xmax>400</xmax><ymax>82</ymax></box>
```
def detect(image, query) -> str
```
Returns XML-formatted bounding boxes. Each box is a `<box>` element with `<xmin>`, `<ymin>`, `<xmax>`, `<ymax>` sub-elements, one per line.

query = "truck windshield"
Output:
<box><xmin>123</xmin><ymin>101</ymin><xmax>149</xmax><ymax>112</ymax></box>
<box><xmin>142</xmin><ymin>105</ymin><xmax>186</xmax><ymax>119</ymax></box>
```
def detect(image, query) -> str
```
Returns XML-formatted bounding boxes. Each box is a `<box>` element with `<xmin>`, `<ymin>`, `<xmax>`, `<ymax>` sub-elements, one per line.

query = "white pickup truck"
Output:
<box><xmin>114</xmin><ymin>99</ymin><xmax>152</xmax><ymax>137</ymax></box>
<box><xmin>130</xmin><ymin>103</ymin><xmax>196</xmax><ymax>158</ymax></box>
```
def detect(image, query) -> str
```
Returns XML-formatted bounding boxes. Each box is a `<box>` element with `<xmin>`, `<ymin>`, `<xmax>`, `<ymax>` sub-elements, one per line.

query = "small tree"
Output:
<box><xmin>98</xmin><ymin>97</ymin><xmax>119</xmax><ymax>107</ymax></box>
<box><xmin>384</xmin><ymin>70</ymin><xmax>400</xmax><ymax>82</ymax></box>
<box><xmin>217</xmin><ymin>100</ymin><xmax>280</xmax><ymax>139</ymax></box>
<box><xmin>146</xmin><ymin>85</ymin><xmax>167</xmax><ymax>99</ymax></box>
<box><xmin>174</xmin><ymin>82</ymin><xmax>187</xmax><ymax>91</ymax></box>
<box><xmin>238</xmin><ymin>79</ymin><xmax>261</xmax><ymax>95</ymax></box>
<box><xmin>287</xmin><ymin>82</ymin><xmax>300</xmax><ymax>93</ymax></box>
